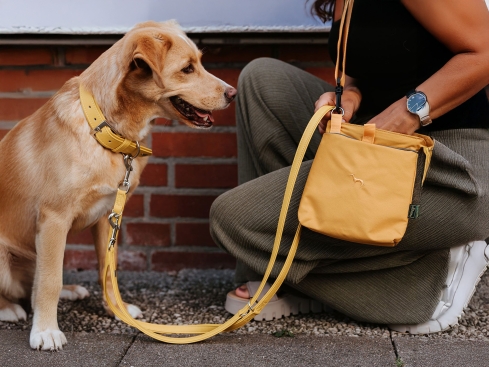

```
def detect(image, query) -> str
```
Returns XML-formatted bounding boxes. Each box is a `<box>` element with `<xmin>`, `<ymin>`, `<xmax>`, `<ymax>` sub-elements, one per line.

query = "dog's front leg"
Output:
<box><xmin>30</xmin><ymin>211</ymin><xmax>71</xmax><ymax>351</ymax></box>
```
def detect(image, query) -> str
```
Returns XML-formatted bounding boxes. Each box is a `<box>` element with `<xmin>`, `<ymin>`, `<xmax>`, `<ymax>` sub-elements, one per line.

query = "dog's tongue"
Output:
<box><xmin>195</xmin><ymin>110</ymin><xmax>215</xmax><ymax>123</ymax></box>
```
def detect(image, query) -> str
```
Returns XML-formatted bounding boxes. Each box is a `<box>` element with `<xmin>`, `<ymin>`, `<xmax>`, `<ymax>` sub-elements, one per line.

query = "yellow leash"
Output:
<box><xmin>79</xmin><ymin>66</ymin><xmax>336</xmax><ymax>344</ymax></box>
<box><xmin>94</xmin><ymin>103</ymin><xmax>335</xmax><ymax>343</ymax></box>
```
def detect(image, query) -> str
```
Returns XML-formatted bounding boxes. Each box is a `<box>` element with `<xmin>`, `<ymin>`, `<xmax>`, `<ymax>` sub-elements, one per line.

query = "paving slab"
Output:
<box><xmin>394</xmin><ymin>336</ymin><xmax>489</xmax><ymax>367</ymax></box>
<box><xmin>120</xmin><ymin>334</ymin><xmax>396</xmax><ymax>367</ymax></box>
<box><xmin>0</xmin><ymin>330</ymin><xmax>133</xmax><ymax>367</ymax></box>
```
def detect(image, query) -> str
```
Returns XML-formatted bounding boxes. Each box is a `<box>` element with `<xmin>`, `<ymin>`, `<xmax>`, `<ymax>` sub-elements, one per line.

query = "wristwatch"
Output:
<box><xmin>406</xmin><ymin>90</ymin><xmax>432</xmax><ymax>127</ymax></box>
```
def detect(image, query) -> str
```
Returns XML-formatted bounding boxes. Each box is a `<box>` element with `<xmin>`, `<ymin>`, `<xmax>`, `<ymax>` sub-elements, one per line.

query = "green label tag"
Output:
<box><xmin>408</xmin><ymin>205</ymin><xmax>420</xmax><ymax>219</ymax></box>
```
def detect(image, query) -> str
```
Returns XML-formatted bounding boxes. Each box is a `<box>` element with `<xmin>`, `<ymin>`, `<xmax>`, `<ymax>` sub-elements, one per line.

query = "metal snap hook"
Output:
<box><xmin>332</xmin><ymin>106</ymin><xmax>345</xmax><ymax>115</ymax></box>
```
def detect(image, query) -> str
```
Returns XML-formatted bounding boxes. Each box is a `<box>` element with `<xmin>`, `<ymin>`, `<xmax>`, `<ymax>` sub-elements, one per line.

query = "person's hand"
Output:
<box><xmin>315</xmin><ymin>89</ymin><xmax>361</xmax><ymax>134</ymax></box>
<box><xmin>368</xmin><ymin>98</ymin><xmax>421</xmax><ymax>135</ymax></box>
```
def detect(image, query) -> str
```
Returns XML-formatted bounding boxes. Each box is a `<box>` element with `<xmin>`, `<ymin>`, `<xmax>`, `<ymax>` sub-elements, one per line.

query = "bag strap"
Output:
<box><xmin>102</xmin><ymin>105</ymin><xmax>336</xmax><ymax>343</ymax></box>
<box><xmin>335</xmin><ymin>0</ymin><xmax>354</xmax><ymax>88</ymax></box>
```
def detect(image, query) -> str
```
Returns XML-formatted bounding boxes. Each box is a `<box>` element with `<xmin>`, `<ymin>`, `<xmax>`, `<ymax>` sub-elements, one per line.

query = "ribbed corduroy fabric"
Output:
<box><xmin>209</xmin><ymin>58</ymin><xmax>489</xmax><ymax>324</ymax></box>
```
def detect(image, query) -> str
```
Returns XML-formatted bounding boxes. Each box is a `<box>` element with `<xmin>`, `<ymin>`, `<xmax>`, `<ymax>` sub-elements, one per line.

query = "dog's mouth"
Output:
<box><xmin>170</xmin><ymin>96</ymin><xmax>214</xmax><ymax>128</ymax></box>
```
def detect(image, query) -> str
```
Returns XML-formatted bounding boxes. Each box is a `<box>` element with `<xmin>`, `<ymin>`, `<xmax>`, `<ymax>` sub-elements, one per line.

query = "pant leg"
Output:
<box><xmin>210</xmin><ymin>58</ymin><xmax>489</xmax><ymax>324</ymax></box>
<box><xmin>236</xmin><ymin>57</ymin><xmax>334</xmax><ymax>184</ymax></box>
<box><xmin>233</xmin><ymin>57</ymin><xmax>334</xmax><ymax>282</ymax></box>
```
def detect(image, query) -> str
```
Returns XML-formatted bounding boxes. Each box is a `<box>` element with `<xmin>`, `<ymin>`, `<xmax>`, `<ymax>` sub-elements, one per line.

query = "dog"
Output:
<box><xmin>0</xmin><ymin>20</ymin><xmax>236</xmax><ymax>350</ymax></box>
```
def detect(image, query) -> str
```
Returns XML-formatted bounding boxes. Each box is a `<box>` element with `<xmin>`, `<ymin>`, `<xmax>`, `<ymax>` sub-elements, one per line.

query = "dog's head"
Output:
<box><xmin>81</xmin><ymin>20</ymin><xmax>236</xmax><ymax>141</ymax></box>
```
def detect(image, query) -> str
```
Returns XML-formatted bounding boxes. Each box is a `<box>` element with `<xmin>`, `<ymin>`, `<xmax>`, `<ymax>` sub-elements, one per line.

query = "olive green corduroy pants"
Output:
<box><xmin>209</xmin><ymin>58</ymin><xmax>489</xmax><ymax>324</ymax></box>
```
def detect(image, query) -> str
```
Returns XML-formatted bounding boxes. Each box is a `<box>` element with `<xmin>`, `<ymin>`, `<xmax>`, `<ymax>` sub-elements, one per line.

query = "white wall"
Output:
<box><xmin>1</xmin><ymin>0</ymin><xmax>487</xmax><ymax>35</ymax></box>
<box><xmin>0</xmin><ymin>0</ymin><xmax>328</xmax><ymax>34</ymax></box>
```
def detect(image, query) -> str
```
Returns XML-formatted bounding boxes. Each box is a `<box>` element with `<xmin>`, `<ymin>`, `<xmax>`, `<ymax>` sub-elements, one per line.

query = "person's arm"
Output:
<box><xmin>369</xmin><ymin>0</ymin><xmax>489</xmax><ymax>134</ymax></box>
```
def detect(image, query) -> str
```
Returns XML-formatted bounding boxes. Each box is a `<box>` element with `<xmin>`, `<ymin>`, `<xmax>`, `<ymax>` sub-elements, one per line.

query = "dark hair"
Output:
<box><xmin>309</xmin><ymin>0</ymin><xmax>336</xmax><ymax>23</ymax></box>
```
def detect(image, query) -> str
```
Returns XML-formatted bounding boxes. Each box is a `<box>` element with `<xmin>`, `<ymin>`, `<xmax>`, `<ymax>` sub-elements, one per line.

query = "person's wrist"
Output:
<box><xmin>344</xmin><ymin>87</ymin><xmax>362</xmax><ymax>112</ymax></box>
<box><xmin>401</xmin><ymin>102</ymin><xmax>423</xmax><ymax>132</ymax></box>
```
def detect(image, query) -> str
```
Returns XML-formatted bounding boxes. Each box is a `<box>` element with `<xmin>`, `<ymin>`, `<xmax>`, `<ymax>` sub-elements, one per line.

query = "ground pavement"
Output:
<box><xmin>1</xmin><ymin>269</ymin><xmax>489</xmax><ymax>367</ymax></box>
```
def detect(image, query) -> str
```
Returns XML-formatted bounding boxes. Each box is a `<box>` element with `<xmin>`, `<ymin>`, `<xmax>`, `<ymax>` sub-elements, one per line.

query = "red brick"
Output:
<box><xmin>305</xmin><ymin>67</ymin><xmax>336</xmax><ymax>86</ymax></box>
<box><xmin>151</xmin><ymin>251</ymin><xmax>236</xmax><ymax>271</ymax></box>
<box><xmin>126</xmin><ymin>223</ymin><xmax>171</xmax><ymax>246</ymax></box>
<box><xmin>0</xmin><ymin>47</ymin><xmax>53</xmax><ymax>66</ymax></box>
<box><xmin>67</xmin><ymin>228</ymin><xmax>93</xmax><ymax>245</ymax></box>
<box><xmin>201</xmin><ymin>45</ymin><xmax>272</xmax><ymax>63</ymax></box>
<box><xmin>0</xmin><ymin>129</ymin><xmax>9</xmax><ymax>140</ymax></box>
<box><xmin>63</xmin><ymin>249</ymin><xmax>98</xmax><ymax>270</ymax></box>
<box><xmin>211</xmin><ymin>100</ymin><xmax>236</xmax><ymax>126</ymax></box>
<box><xmin>64</xmin><ymin>46</ymin><xmax>110</xmax><ymax>65</ymax></box>
<box><xmin>175</xmin><ymin>223</ymin><xmax>215</xmax><ymax>247</ymax></box>
<box><xmin>0</xmin><ymin>98</ymin><xmax>49</xmax><ymax>121</ymax></box>
<box><xmin>139</xmin><ymin>163</ymin><xmax>168</xmax><ymax>187</ymax></box>
<box><xmin>154</xmin><ymin>118</ymin><xmax>172</xmax><ymax>125</ymax></box>
<box><xmin>0</xmin><ymin>70</ymin><xmax>83</xmax><ymax>93</ymax></box>
<box><xmin>152</xmin><ymin>132</ymin><xmax>237</xmax><ymax>158</ymax></box>
<box><xmin>150</xmin><ymin>195</ymin><xmax>218</xmax><ymax>218</ymax></box>
<box><xmin>278</xmin><ymin>44</ymin><xmax>330</xmax><ymax>63</ymax></box>
<box><xmin>209</xmin><ymin>69</ymin><xmax>240</xmax><ymax>89</ymax></box>
<box><xmin>175</xmin><ymin>164</ymin><xmax>237</xmax><ymax>188</ymax></box>
<box><xmin>118</xmin><ymin>250</ymin><xmax>147</xmax><ymax>271</ymax></box>
<box><xmin>124</xmin><ymin>194</ymin><xmax>144</xmax><ymax>217</ymax></box>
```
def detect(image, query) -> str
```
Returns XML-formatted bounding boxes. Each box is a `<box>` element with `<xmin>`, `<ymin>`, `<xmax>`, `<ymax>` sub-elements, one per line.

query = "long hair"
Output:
<box><xmin>309</xmin><ymin>0</ymin><xmax>336</xmax><ymax>23</ymax></box>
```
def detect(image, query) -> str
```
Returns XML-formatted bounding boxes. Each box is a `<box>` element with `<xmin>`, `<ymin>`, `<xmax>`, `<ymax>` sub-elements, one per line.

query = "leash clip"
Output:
<box><xmin>333</xmin><ymin>77</ymin><xmax>344</xmax><ymax>115</ymax></box>
<box><xmin>107</xmin><ymin>212</ymin><xmax>121</xmax><ymax>249</ymax></box>
<box><xmin>239</xmin><ymin>300</ymin><xmax>257</xmax><ymax>318</ymax></box>
<box><xmin>119</xmin><ymin>143</ymin><xmax>140</xmax><ymax>192</ymax></box>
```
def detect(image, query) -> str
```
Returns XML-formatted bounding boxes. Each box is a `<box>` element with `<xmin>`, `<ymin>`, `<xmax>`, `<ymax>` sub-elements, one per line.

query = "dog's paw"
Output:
<box><xmin>60</xmin><ymin>285</ymin><xmax>90</xmax><ymax>301</ymax></box>
<box><xmin>103</xmin><ymin>298</ymin><xmax>143</xmax><ymax>319</ymax></box>
<box><xmin>125</xmin><ymin>303</ymin><xmax>143</xmax><ymax>318</ymax></box>
<box><xmin>115</xmin><ymin>303</ymin><xmax>143</xmax><ymax>320</ymax></box>
<box><xmin>30</xmin><ymin>328</ymin><xmax>67</xmax><ymax>351</ymax></box>
<box><xmin>109</xmin><ymin>303</ymin><xmax>143</xmax><ymax>320</ymax></box>
<box><xmin>0</xmin><ymin>303</ymin><xmax>27</xmax><ymax>322</ymax></box>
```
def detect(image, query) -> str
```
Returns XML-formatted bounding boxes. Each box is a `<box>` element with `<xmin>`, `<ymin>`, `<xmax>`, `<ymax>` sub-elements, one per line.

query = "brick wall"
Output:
<box><xmin>0</xmin><ymin>33</ymin><xmax>333</xmax><ymax>271</ymax></box>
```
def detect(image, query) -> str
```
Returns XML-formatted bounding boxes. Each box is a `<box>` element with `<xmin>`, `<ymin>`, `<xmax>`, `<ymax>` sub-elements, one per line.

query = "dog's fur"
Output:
<box><xmin>0</xmin><ymin>20</ymin><xmax>236</xmax><ymax>350</ymax></box>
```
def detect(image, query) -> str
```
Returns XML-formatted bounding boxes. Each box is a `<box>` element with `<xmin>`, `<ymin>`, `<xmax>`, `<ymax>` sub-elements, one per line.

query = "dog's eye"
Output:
<box><xmin>181</xmin><ymin>64</ymin><xmax>194</xmax><ymax>74</ymax></box>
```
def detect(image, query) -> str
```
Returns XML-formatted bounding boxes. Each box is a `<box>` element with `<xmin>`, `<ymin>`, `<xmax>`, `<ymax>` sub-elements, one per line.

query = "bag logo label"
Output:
<box><xmin>349</xmin><ymin>173</ymin><xmax>364</xmax><ymax>186</ymax></box>
<box><xmin>408</xmin><ymin>204</ymin><xmax>420</xmax><ymax>219</ymax></box>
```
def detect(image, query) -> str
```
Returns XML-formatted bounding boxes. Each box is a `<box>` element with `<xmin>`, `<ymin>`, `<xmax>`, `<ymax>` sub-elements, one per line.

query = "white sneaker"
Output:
<box><xmin>389</xmin><ymin>240</ymin><xmax>489</xmax><ymax>334</ymax></box>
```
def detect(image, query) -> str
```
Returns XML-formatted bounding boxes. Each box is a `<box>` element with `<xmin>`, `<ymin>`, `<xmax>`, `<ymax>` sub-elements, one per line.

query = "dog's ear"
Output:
<box><xmin>131</xmin><ymin>34</ymin><xmax>171</xmax><ymax>88</ymax></box>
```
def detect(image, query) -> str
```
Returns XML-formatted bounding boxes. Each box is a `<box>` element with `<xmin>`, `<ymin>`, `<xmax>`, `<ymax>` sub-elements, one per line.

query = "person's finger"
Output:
<box><xmin>318</xmin><ymin>121</ymin><xmax>325</xmax><ymax>135</ymax></box>
<box><xmin>314</xmin><ymin>92</ymin><xmax>335</xmax><ymax>112</ymax></box>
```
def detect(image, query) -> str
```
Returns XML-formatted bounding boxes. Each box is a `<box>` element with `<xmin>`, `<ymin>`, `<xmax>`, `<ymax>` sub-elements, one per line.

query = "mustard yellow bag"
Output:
<box><xmin>298</xmin><ymin>114</ymin><xmax>434</xmax><ymax>246</ymax></box>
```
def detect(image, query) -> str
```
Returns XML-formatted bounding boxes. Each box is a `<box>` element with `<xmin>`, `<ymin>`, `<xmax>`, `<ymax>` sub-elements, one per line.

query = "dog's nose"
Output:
<box><xmin>224</xmin><ymin>87</ymin><xmax>237</xmax><ymax>103</ymax></box>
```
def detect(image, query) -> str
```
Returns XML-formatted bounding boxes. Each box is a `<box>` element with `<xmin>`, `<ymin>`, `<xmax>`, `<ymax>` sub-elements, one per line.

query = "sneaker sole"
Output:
<box><xmin>389</xmin><ymin>241</ymin><xmax>489</xmax><ymax>334</ymax></box>
<box><xmin>225</xmin><ymin>290</ymin><xmax>325</xmax><ymax>321</ymax></box>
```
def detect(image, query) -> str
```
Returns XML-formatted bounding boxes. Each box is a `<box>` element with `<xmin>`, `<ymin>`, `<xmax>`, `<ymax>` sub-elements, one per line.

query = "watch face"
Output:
<box><xmin>407</xmin><ymin>92</ymin><xmax>427</xmax><ymax>113</ymax></box>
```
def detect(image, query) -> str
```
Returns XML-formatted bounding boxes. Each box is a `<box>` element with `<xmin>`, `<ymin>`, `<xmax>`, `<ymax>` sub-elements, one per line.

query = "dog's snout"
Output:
<box><xmin>224</xmin><ymin>87</ymin><xmax>237</xmax><ymax>103</ymax></box>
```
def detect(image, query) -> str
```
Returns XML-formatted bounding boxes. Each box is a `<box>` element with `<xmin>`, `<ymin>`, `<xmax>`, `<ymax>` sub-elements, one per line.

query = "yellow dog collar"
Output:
<box><xmin>79</xmin><ymin>84</ymin><xmax>152</xmax><ymax>157</ymax></box>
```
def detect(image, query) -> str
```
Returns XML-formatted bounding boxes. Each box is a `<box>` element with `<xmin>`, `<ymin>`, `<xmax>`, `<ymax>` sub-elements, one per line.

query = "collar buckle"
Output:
<box><xmin>90</xmin><ymin>120</ymin><xmax>111</xmax><ymax>139</ymax></box>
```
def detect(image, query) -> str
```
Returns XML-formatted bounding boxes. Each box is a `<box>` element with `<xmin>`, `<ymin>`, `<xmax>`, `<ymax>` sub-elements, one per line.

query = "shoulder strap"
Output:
<box><xmin>335</xmin><ymin>0</ymin><xmax>354</xmax><ymax>88</ymax></box>
<box><xmin>103</xmin><ymin>105</ymin><xmax>336</xmax><ymax>343</ymax></box>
